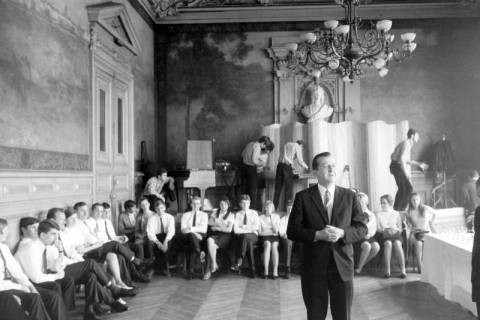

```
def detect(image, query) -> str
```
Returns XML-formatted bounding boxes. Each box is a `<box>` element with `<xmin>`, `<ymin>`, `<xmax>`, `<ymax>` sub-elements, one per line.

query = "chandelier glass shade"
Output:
<box><xmin>286</xmin><ymin>0</ymin><xmax>417</xmax><ymax>82</ymax></box>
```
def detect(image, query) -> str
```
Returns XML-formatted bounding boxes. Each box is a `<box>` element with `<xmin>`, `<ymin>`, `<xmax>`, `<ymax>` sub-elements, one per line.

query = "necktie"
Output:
<box><xmin>139</xmin><ymin>215</ymin><xmax>144</xmax><ymax>234</ymax></box>
<box><xmin>95</xmin><ymin>221</ymin><xmax>100</xmax><ymax>234</ymax></box>
<box><xmin>42</xmin><ymin>249</ymin><xmax>48</xmax><ymax>274</ymax></box>
<box><xmin>0</xmin><ymin>249</ymin><xmax>12</xmax><ymax>280</ymax></box>
<box><xmin>160</xmin><ymin>216</ymin><xmax>165</xmax><ymax>234</ymax></box>
<box><xmin>324</xmin><ymin>190</ymin><xmax>331</xmax><ymax>222</ymax></box>
<box><xmin>57</xmin><ymin>234</ymin><xmax>69</xmax><ymax>258</ymax></box>
<box><xmin>243</xmin><ymin>212</ymin><xmax>247</xmax><ymax>226</ymax></box>
<box><xmin>192</xmin><ymin>212</ymin><xmax>197</xmax><ymax>227</ymax></box>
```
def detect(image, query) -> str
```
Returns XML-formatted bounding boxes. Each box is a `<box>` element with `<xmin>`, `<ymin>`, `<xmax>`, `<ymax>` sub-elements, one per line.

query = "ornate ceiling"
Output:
<box><xmin>129</xmin><ymin>0</ymin><xmax>480</xmax><ymax>25</ymax></box>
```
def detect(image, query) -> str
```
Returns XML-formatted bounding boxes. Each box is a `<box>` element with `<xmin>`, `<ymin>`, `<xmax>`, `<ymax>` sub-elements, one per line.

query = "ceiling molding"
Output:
<box><xmin>130</xmin><ymin>0</ymin><xmax>480</xmax><ymax>25</ymax></box>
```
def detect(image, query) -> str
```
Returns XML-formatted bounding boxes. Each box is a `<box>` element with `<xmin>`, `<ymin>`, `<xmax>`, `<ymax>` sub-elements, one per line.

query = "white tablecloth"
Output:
<box><xmin>421</xmin><ymin>233</ymin><xmax>476</xmax><ymax>316</ymax></box>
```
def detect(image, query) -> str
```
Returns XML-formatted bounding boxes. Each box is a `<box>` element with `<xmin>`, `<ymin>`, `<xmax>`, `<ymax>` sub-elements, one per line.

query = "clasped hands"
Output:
<box><xmin>314</xmin><ymin>225</ymin><xmax>344</xmax><ymax>243</ymax></box>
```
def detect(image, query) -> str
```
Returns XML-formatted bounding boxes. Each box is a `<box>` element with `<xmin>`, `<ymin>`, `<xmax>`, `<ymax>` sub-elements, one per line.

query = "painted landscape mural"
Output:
<box><xmin>165</xmin><ymin>31</ymin><xmax>274</xmax><ymax>167</ymax></box>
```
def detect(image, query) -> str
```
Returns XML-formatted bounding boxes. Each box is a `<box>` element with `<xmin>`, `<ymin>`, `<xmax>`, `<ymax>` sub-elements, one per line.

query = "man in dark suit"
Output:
<box><xmin>287</xmin><ymin>152</ymin><xmax>367</xmax><ymax>320</ymax></box>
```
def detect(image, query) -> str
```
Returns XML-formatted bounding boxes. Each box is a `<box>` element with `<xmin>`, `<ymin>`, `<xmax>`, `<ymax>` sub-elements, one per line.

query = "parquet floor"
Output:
<box><xmin>71</xmin><ymin>271</ymin><xmax>477</xmax><ymax>320</ymax></box>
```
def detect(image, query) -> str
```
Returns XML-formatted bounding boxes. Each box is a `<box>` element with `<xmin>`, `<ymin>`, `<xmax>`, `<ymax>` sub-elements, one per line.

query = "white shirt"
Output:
<box><xmin>233</xmin><ymin>209</ymin><xmax>260</xmax><ymax>235</ymax></box>
<box><xmin>258</xmin><ymin>213</ymin><xmax>281</xmax><ymax>236</ymax></box>
<box><xmin>364</xmin><ymin>209</ymin><xmax>377</xmax><ymax>239</ymax></box>
<box><xmin>376</xmin><ymin>210</ymin><xmax>402</xmax><ymax>232</ymax></box>
<box><xmin>318</xmin><ymin>184</ymin><xmax>335</xmax><ymax>222</ymax></box>
<box><xmin>278</xmin><ymin>214</ymin><xmax>290</xmax><ymax>239</ymax></box>
<box><xmin>64</xmin><ymin>220</ymin><xmax>99</xmax><ymax>248</ymax></box>
<box><xmin>407</xmin><ymin>207</ymin><xmax>435</xmax><ymax>232</ymax></box>
<box><xmin>0</xmin><ymin>243</ymin><xmax>31</xmax><ymax>291</ymax></box>
<box><xmin>15</xmin><ymin>239</ymin><xmax>62</xmax><ymax>283</ymax></box>
<box><xmin>58</xmin><ymin>231</ymin><xmax>84</xmax><ymax>265</ymax></box>
<box><xmin>208</xmin><ymin>210</ymin><xmax>235</xmax><ymax>233</ymax></box>
<box><xmin>391</xmin><ymin>140</ymin><xmax>413</xmax><ymax>176</ymax></box>
<box><xmin>181</xmin><ymin>210</ymin><xmax>208</xmax><ymax>234</ymax></box>
<box><xmin>242</xmin><ymin>142</ymin><xmax>263</xmax><ymax>167</ymax></box>
<box><xmin>280</xmin><ymin>142</ymin><xmax>308</xmax><ymax>169</ymax></box>
<box><xmin>147</xmin><ymin>213</ymin><xmax>176</xmax><ymax>242</ymax></box>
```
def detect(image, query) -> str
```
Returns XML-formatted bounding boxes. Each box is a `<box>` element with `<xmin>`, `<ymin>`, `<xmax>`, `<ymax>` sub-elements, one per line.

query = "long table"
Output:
<box><xmin>421</xmin><ymin>233</ymin><xmax>476</xmax><ymax>316</ymax></box>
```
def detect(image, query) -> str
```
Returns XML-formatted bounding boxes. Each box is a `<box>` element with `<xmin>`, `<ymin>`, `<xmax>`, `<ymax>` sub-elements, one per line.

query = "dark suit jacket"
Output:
<box><xmin>118</xmin><ymin>213</ymin><xmax>136</xmax><ymax>241</ymax></box>
<box><xmin>472</xmin><ymin>206</ymin><xmax>480</xmax><ymax>301</ymax></box>
<box><xmin>287</xmin><ymin>184</ymin><xmax>367</xmax><ymax>282</ymax></box>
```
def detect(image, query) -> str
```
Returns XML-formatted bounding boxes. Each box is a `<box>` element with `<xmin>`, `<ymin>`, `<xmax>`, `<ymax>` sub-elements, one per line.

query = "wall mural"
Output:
<box><xmin>165</xmin><ymin>31</ymin><xmax>273</xmax><ymax>167</ymax></box>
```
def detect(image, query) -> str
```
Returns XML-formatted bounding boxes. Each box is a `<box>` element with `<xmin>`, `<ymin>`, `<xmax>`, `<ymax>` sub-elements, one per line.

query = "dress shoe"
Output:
<box><xmin>230</xmin><ymin>265</ymin><xmax>241</xmax><ymax>275</ymax></box>
<box><xmin>110</xmin><ymin>300</ymin><xmax>128</xmax><ymax>313</ymax></box>
<box><xmin>284</xmin><ymin>268</ymin><xmax>291</xmax><ymax>279</ymax></box>
<box><xmin>249</xmin><ymin>269</ymin><xmax>256</xmax><ymax>279</ymax></box>
<box><xmin>202</xmin><ymin>271</ymin><xmax>211</xmax><ymax>280</ymax></box>
<box><xmin>400</xmin><ymin>273</ymin><xmax>407</xmax><ymax>279</ymax></box>
<box><xmin>92</xmin><ymin>303</ymin><xmax>111</xmax><ymax>316</ymax></box>
<box><xmin>134</xmin><ymin>272</ymin><xmax>151</xmax><ymax>283</ymax></box>
<box><xmin>270</xmin><ymin>275</ymin><xmax>279</xmax><ymax>280</ymax></box>
<box><xmin>111</xmin><ymin>286</ymin><xmax>137</xmax><ymax>299</ymax></box>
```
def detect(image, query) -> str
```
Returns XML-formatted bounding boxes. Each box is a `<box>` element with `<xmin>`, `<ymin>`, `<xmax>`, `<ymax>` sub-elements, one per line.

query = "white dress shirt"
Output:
<box><xmin>64</xmin><ymin>220</ymin><xmax>99</xmax><ymax>248</ymax></box>
<box><xmin>280</xmin><ymin>142</ymin><xmax>308</xmax><ymax>169</ymax></box>
<box><xmin>15</xmin><ymin>239</ymin><xmax>62</xmax><ymax>283</ymax></box>
<box><xmin>0</xmin><ymin>243</ymin><xmax>31</xmax><ymax>291</ymax></box>
<box><xmin>242</xmin><ymin>142</ymin><xmax>263</xmax><ymax>167</ymax></box>
<box><xmin>147</xmin><ymin>213</ymin><xmax>176</xmax><ymax>242</ymax></box>
<box><xmin>278</xmin><ymin>214</ymin><xmax>291</xmax><ymax>239</ymax></box>
<box><xmin>58</xmin><ymin>231</ymin><xmax>84</xmax><ymax>265</ymax></box>
<box><xmin>208</xmin><ymin>210</ymin><xmax>235</xmax><ymax>233</ymax></box>
<box><xmin>181</xmin><ymin>210</ymin><xmax>208</xmax><ymax>234</ymax></box>
<box><xmin>258</xmin><ymin>213</ymin><xmax>281</xmax><ymax>236</ymax></box>
<box><xmin>318</xmin><ymin>184</ymin><xmax>335</xmax><ymax>222</ymax></box>
<box><xmin>233</xmin><ymin>209</ymin><xmax>260</xmax><ymax>235</ymax></box>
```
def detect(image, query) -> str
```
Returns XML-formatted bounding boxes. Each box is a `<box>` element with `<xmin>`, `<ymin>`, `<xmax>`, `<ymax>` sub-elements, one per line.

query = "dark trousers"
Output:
<box><xmin>301</xmin><ymin>253</ymin><xmax>353</xmax><ymax>320</ymax></box>
<box><xmin>64</xmin><ymin>260</ymin><xmax>114</xmax><ymax>307</ymax></box>
<box><xmin>117</xmin><ymin>254</ymin><xmax>145</xmax><ymax>284</ymax></box>
<box><xmin>35</xmin><ymin>281</ymin><xmax>71</xmax><ymax>320</ymax></box>
<box><xmin>243</xmin><ymin>164</ymin><xmax>259</xmax><ymax>210</ymax></box>
<box><xmin>146</xmin><ymin>184</ymin><xmax>176</xmax><ymax>210</ymax></box>
<box><xmin>182</xmin><ymin>233</ymin><xmax>205</xmax><ymax>271</ymax></box>
<box><xmin>0</xmin><ymin>290</ymin><xmax>50</xmax><ymax>320</ymax></box>
<box><xmin>129</xmin><ymin>238</ymin><xmax>154</xmax><ymax>260</ymax></box>
<box><xmin>235</xmin><ymin>233</ymin><xmax>258</xmax><ymax>269</ymax></box>
<box><xmin>390</xmin><ymin>161</ymin><xmax>413</xmax><ymax>211</ymax></box>
<box><xmin>281</xmin><ymin>238</ymin><xmax>293</xmax><ymax>267</ymax></box>
<box><xmin>153</xmin><ymin>233</ymin><xmax>171</xmax><ymax>271</ymax></box>
<box><xmin>273</xmin><ymin>162</ymin><xmax>294</xmax><ymax>210</ymax></box>
<box><xmin>83</xmin><ymin>241</ymin><xmax>135</xmax><ymax>263</ymax></box>
<box><xmin>37</xmin><ymin>276</ymin><xmax>75</xmax><ymax>311</ymax></box>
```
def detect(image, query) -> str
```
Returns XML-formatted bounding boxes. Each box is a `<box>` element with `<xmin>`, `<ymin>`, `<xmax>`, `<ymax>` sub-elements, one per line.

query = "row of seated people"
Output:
<box><xmin>0</xmin><ymin>202</ymin><xmax>156</xmax><ymax>320</ymax></box>
<box><xmin>354</xmin><ymin>192</ymin><xmax>436</xmax><ymax>278</ymax></box>
<box><xmin>118</xmin><ymin>194</ymin><xmax>295</xmax><ymax>280</ymax></box>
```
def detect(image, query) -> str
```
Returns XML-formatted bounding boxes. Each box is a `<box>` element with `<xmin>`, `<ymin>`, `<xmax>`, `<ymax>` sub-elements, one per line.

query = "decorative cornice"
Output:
<box><xmin>129</xmin><ymin>0</ymin><xmax>480</xmax><ymax>25</ymax></box>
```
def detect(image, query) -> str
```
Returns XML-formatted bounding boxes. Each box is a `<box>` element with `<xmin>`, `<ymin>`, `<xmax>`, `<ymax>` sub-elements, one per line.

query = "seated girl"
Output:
<box><xmin>405</xmin><ymin>192</ymin><xmax>436</xmax><ymax>273</ymax></box>
<box><xmin>376</xmin><ymin>194</ymin><xmax>406</xmax><ymax>279</ymax></box>
<box><xmin>258</xmin><ymin>201</ymin><xmax>280</xmax><ymax>279</ymax></box>
<box><xmin>354</xmin><ymin>192</ymin><xmax>380</xmax><ymax>275</ymax></box>
<box><xmin>203</xmin><ymin>197</ymin><xmax>235</xmax><ymax>280</ymax></box>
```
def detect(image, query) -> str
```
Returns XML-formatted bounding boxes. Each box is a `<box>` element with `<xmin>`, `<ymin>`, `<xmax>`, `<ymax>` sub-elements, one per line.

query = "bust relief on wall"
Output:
<box><xmin>295</xmin><ymin>75</ymin><xmax>336</xmax><ymax>123</ymax></box>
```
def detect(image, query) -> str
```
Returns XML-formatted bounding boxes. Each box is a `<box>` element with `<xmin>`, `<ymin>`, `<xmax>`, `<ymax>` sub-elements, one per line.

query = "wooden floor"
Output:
<box><xmin>71</xmin><ymin>271</ymin><xmax>477</xmax><ymax>320</ymax></box>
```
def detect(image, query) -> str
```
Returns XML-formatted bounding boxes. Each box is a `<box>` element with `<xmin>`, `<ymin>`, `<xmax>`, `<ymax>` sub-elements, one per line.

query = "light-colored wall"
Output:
<box><xmin>0</xmin><ymin>0</ymin><xmax>156</xmax><ymax>170</ymax></box>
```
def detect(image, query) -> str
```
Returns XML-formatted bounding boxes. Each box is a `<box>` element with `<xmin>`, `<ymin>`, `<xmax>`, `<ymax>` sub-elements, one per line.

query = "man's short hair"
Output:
<box><xmin>73</xmin><ymin>202</ymin><xmax>87</xmax><ymax>211</ymax></box>
<box><xmin>38</xmin><ymin>219</ymin><xmax>59</xmax><ymax>236</ymax></box>
<box><xmin>265</xmin><ymin>141</ymin><xmax>275</xmax><ymax>152</ymax></box>
<box><xmin>46</xmin><ymin>207</ymin><xmax>64</xmax><ymax>220</ymax></box>
<box><xmin>156</xmin><ymin>168</ymin><xmax>168</xmax><ymax>176</ymax></box>
<box><xmin>312</xmin><ymin>152</ymin><xmax>332</xmax><ymax>170</ymax></box>
<box><xmin>296</xmin><ymin>140</ymin><xmax>304</xmax><ymax>146</ymax></box>
<box><xmin>407</xmin><ymin>129</ymin><xmax>418</xmax><ymax>138</ymax></box>
<box><xmin>258</xmin><ymin>136</ymin><xmax>270</xmax><ymax>145</ymax></box>
<box><xmin>65</xmin><ymin>207</ymin><xmax>75</xmax><ymax>219</ymax></box>
<box><xmin>92</xmin><ymin>202</ymin><xmax>104</xmax><ymax>212</ymax></box>
<box><xmin>191</xmin><ymin>196</ymin><xmax>202</xmax><ymax>202</ymax></box>
<box><xmin>240</xmin><ymin>194</ymin><xmax>251</xmax><ymax>202</ymax></box>
<box><xmin>153</xmin><ymin>199</ymin><xmax>165</xmax><ymax>208</ymax></box>
<box><xmin>380</xmin><ymin>194</ymin><xmax>394</xmax><ymax>206</ymax></box>
<box><xmin>124</xmin><ymin>200</ymin><xmax>136</xmax><ymax>211</ymax></box>
<box><xmin>102</xmin><ymin>202</ymin><xmax>111</xmax><ymax>210</ymax></box>
<box><xmin>19</xmin><ymin>217</ymin><xmax>39</xmax><ymax>236</ymax></box>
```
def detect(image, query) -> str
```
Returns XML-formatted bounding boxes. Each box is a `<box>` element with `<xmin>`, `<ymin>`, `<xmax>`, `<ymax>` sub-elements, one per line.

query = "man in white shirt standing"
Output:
<box><xmin>143</xmin><ymin>168</ymin><xmax>176</xmax><ymax>209</ymax></box>
<box><xmin>274</xmin><ymin>140</ymin><xmax>309</xmax><ymax>210</ymax></box>
<box><xmin>231</xmin><ymin>194</ymin><xmax>260</xmax><ymax>278</ymax></box>
<box><xmin>147</xmin><ymin>199</ymin><xmax>175</xmax><ymax>277</ymax></box>
<box><xmin>389</xmin><ymin>129</ymin><xmax>428</xmax><ymax>210</ymax></box>
<box><xmin>181</xmin><ymin>196</ymin><xmax>208</xmax><ymax>280</ymax></box>
<box><xmin>241</xmin><ymin>136</ymin><xmax>272</xmax><ymax>210</ymax></box>
<box><xmin>0</xmin><ymin>218</ymin><xmax>65</xmax><ymax>320</ymax></box>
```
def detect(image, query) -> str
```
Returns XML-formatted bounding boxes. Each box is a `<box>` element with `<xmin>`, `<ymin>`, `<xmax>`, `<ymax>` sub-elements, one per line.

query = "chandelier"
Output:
<box><xmin>285</xmin><ymin>0</ymin><xmax>417</xmax><ymax>82</ymax></box>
